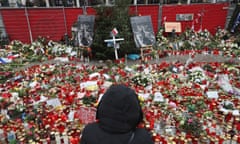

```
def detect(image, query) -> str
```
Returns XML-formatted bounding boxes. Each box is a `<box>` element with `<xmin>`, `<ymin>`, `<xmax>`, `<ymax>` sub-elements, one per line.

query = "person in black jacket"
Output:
<box><xmin>80</xmin><ymin>84</ymin><xmax>154</xmax><ymax>144</ymax></box>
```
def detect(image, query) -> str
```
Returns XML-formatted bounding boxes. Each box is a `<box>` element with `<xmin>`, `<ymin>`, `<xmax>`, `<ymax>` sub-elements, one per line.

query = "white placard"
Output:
<box><xmin>80</xmin><ymin>81</ymin><xmax>98</xmax><ymax>89</ymax></box>
<box><xmin>138</xmin><ymin>93</ymin><xmax>150</xmax><ymax>100</ymax></box>
<box><xmin>206</xmin><ymin>91</ymin><xmax>219</xmax><ymax>99</ymax></box>
<box><xmin>46</xmin><ymin>98</ymin><xmax>62</xmax><ymax>108</ymax></box>
<box><xmin>217</xmin><ymin>74</ymin><xmax>233</xmax><ymax>92</ymax></box>
<box><xmin>68</xmin><ymin>110</ymin><xmax>75</xmax><ymax>121</ymax></box>
<box><xmin>154</xmin><ymin>92</ymin><xmax>164</xmax><ymax>102</ymax></box>
<box><xmin>89</xmin><ymin>72</ymin><xmax>100</xmax><ymax>79</ymax></box>
<box><xmin>232</xmin><ymin>110</ymin><xmax>240</xmax><ymax>116</ymax></box>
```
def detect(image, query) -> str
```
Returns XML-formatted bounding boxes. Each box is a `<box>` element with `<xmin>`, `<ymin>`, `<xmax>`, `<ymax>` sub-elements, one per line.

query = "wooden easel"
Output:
<box><xmin>79</xmin><ymin>46</ymin><xmax>91</xmax><ymax>62</ymax></box>
<box><xmin>140</xmin><ymin>45</ymin><xmax>153</xmax><ymax>61</ymax></box>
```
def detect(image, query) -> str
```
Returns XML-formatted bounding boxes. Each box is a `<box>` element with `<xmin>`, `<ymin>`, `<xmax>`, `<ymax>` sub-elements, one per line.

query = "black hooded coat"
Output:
<box><xmin>80</xmin><ymin>84</ymin><xmax>154</xmax><ymax>144</ymax></box>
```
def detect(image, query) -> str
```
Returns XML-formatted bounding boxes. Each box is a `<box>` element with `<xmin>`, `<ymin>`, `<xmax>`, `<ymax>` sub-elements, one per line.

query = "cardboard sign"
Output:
<box><xmin>164</xmin><ymin>22</ymin><xmax>181</xmax><ymax>33</ymax></box>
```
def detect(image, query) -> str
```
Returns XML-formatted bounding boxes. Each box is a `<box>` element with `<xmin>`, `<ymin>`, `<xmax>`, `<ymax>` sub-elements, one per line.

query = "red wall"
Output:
<box><xmin>129</xmin><ymin>5</ymin><xmax>160</xmax><ymax>34</ymax></box>
<box><xmin>162</xmin><ymin>3</ymin><xmax>229</xmax><ymax>34</ymax></box>
<box><xmin>0</xmin><ymin>3</ymin><xmax>229</xmax><ymax>43</ymax></box>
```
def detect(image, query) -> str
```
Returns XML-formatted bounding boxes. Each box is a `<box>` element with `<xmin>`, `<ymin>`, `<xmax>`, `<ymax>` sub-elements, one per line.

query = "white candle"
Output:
<box><xmin>55</xmin><ymin>132</ymin><xmax>61</xmax><ymax>144</ymax></box>
<box><xmin>62</xmin><ymin>133</ymin><xmax>69</xmax><ymax>144</ymax></box>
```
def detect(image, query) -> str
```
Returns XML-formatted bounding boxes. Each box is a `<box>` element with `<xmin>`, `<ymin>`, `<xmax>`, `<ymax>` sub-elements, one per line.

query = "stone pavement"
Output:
<box><xmin>92</xmin><ymin>54</ymin><xmax>240</xmax><ymax>66</ymax></box>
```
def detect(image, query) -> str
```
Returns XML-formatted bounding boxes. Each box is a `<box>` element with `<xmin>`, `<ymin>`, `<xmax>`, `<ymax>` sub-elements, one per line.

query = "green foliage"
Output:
<box><xmin>179</xmin><ymin>114</ymin><xmax>204</xmax><ymax>137</ymax></box>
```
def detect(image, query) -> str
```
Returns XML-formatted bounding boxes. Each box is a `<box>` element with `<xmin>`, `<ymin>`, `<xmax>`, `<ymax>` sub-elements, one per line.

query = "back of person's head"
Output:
<box><xmin>96</xmin><ymin>84</ymin><xmax>143</xmax><ymax>133</ymax></box>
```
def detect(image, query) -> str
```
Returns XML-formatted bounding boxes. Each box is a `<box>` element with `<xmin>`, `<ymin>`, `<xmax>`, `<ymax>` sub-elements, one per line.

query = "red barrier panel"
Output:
<box><xmin>0</xmin><ymin>3</ymin><xmax>229</xmax><ymax>43</ymax></box>
<box><xmin>162</xmin><ymin>3</ymin><xmax>229</xmax><ymax>34</ymax></box>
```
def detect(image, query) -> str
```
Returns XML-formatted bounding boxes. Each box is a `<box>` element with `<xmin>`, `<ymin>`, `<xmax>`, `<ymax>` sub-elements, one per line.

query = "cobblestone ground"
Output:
<box><xmin>94</xmin><ymin>54</ymin><xmax>240</xmax><ymax>66</ymax></box>
<box><xmin>15</xmin><ymin>54</ymin><xmax>239</xmax><ymax>71</ymax></box>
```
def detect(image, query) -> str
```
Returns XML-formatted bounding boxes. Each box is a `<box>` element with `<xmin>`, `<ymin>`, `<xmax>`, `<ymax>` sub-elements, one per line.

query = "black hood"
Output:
<box><xmin>96</xmin><ymin>84</ymin><xmax>143</xmax><ymax>133</ymax></box>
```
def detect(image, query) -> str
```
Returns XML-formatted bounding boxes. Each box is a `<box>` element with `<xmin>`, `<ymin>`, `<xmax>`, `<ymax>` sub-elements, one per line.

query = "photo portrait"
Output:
<box><xmin>130</xmin><ymin>16</ymin><xmax>156</xmax><ymax>48</ymax></box>
<box><xmin>77</xmin><ymin>15</ymin><xmax>95</xmax><ymax>47</ymax></box>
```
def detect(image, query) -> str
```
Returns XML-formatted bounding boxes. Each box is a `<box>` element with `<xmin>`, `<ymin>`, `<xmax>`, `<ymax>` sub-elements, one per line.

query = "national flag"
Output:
<box><xmin>0</xmin><ymin>57</ymin><xmax>12</xmax><ymax>64</ymax></box>
<box><xmin>111</xmin><ymin>28</ymin><xmax>118</xmax><ymax>36</ymax></box>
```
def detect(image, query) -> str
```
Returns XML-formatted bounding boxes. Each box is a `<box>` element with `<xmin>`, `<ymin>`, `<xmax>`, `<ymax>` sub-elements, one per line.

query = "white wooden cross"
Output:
<box><xmin>104</xmin><ymin>35</ymin><xmax>124</xmax><ymax>60</ymax></box>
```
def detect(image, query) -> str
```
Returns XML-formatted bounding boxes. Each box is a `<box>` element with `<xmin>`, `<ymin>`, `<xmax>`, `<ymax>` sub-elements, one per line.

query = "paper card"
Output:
<box><xmin>217</xmin><ymin>74</ymin><xmax>233</xmax><ymax>92</ymax></box>
<box><xmin>138</xmin><ymin>93</ymin><xmax>150</xmax><ymax>100</ymax></box>
<box><xmin>80</xmin><ymin>81</ymin><xmax>98</xmax><ymax>89</ymax></box>
<box><xmin>233</xmin><ymin>87</ymin><xmax>240</xmax><ymax>96</ymax></box>
<box><xmin>219</xmin><ymin>107</ymin><xmax>229</xmax><ymax>114</ymax></box>
<box><xmin>154</xmin><ymin>92</ymin><xmax>164</xmax><ymax>102</ymax></box>
<box><xmin>89</xmin><ymin>72</ymin><xmax>100</xmax><ymax>79</ymax></box>
<box><xmin>102</xmin><ymin>74</ymin><xmax>111</xmax><ymax>80</ymax></box>
<box><xmin>145</xmin><ymin>85</ymin><xmax>152</xmax><ymax>91</ymax></box>
<box><xmin>77</xmin><ymin>92</ymin><xmax>85</xmax><ymax>99</ymax></box>
<box><xmin>144</xmin><ymin>68</ymin><xmax>150</xmax><ymax>74</ymax></box>
<box><xmin>39</xmin><ymin>95</ymin><xmax>48</xmax><ymax>102</ymax></box>
<box><xmin>206</xmin><ymin>91</ymin><xmax>219</xmax><ymax>99</ymax></box>
<box><xmin>29</xmin><ymin>81</ymin><xmax>38</xmax><ymax>88</ymax></box>
<box><xmin>189</xmin><ymin>66</ymin><xmax>204</xmax><ymax>72</ymax></box>
<box><xmin>102</xmin><ymin>81</ymin><xmax>112</xmax><ymax>88</ymax></box>
<box><xmin>68</xmin><ymin>110</ymin><xmax>75</xmax><ymax>121</ymax></box>
<box><xmin>74</xmin><ymin>107</ymin><xmax>96</xmax><ymax>124</ymax></box>
<box><xmin>54</xmin><ymin>57</ymin><xmax>69</xmax><ymax>62</ymax></box>
<box><xmin>10</xmin><ymin>92</ymin><xmax>19</xmax><ymax>102</ymax></box>
<box><xmin>70</xmin><ymin>51</ymin><xmax>77</xmax><ymax>56</ymax></box>
<box><xmin>172</xmin><ymin>67</ymin><xmax>179</xmax><ymax>73</ymax></box>
<box><xmin>124</xmin><ymin>66</ymin><xmax>133</xmax><ymax>72</ymax></box>
<box><xmin>232</xmin><ymin>110</ymin><xmax>239</xmax><ymax>116</ymax></box>
<box><xmin>46</xmin><ymin>98</ymin><xmax>62</xmax><ymax>108</ymax></box>
<box><xmin>65</xmin><ymin>47</ymin><xmax>72</xmax><ymax>54</ymax></box>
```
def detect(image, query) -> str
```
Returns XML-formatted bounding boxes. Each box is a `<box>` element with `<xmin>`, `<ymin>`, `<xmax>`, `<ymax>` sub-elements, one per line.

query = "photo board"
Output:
<box><xmin>77</xmin><ymin>15</ymin><xmax>95</xmax><ymax>47</ymax></box>
<box><xmin>130</xmin><ymin>16</ymin><xmax>156</xmax><ymax>48</ymax></box>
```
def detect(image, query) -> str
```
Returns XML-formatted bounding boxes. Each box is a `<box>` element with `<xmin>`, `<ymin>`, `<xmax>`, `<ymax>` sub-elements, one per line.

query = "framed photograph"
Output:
<box><xmin>77</xmin><ymin>15</ymin><xmax>95</xmax><ymax>47</ymax></box>
<box><xmin>130</xmin><ymin>16</ymin><xmax>156</xmax><ymax>48</ymax></box>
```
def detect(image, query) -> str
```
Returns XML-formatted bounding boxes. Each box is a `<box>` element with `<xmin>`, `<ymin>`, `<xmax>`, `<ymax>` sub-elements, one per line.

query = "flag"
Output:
<box><xmin>162</xmin><ymin>16</ymin><xmax>167</xmax><ymax>26</ymax></box>
<box><xmin>111</xmin><ymin>28</ymin><xmax>118</xmax><ymax>36</ymax></box>
<box><xmin>0</xmin><ymin>57</ymin><xmax>12</xmax><ymax>64</ymax></box>
<box><xmin>231</xmin><ymin>12</ymin><xmax>240</xmax><ymax>33</ymax></box>
<box><xmin>191</xmin><ymin>21</ymin><xmax>195</xmax><ymax>30</ymax></box>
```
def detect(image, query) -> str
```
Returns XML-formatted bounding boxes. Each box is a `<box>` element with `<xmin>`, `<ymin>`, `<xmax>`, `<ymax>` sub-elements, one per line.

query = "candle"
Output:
<box><xmin>0</xmin><ymin>129</ymin><xmax>6</xmax><ymax>143</ymax></box>
<box><xmin>62</xmin><ymin>132</ymin><xmax>69</xmax><ymax>144</ymax></box>
<box><xmin>55</xmin><ymin>132</ymin><xmax>61</xmax><ymax>144</ymax></box>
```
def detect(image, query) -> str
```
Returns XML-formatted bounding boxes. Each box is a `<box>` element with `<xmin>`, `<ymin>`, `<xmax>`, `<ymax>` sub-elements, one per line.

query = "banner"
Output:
<box><xmin>130</xmin><ymin>16</ymin><xmax>156</xmax><ymax>48</ymax></box>
<box><xmin>77</xmin><ymin>15</ymin><xmax>95</xmax><ymax>47</ymax></box>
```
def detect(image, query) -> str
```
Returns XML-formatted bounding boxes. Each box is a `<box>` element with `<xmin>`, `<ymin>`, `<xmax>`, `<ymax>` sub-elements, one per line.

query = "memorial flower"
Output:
<box><xmin>178</xmin><ymin>113</ymin><xmax>204</xmax><ymax>137</ymax></box>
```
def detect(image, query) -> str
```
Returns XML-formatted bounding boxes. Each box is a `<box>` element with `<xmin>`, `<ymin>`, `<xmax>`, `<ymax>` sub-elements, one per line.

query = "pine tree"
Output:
<box><xmin>92</xmin><ymin>0</ymin><xmax>138</xmax><ymax>60</ymax></box>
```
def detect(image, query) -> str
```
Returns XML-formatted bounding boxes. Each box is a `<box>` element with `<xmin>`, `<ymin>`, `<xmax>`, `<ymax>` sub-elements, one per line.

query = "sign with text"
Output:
<box><xmin>176</xmin><ymin>14</ymin><xmax>194</xmax><ymax>21</ymax></box>
<box><xmin>130</xmin><ymin>16</ymin><xmax>156</xmax><ymax>48</ymax></box>
<box><xmin>77</xmin><ymin>15</ymin><xmax>95</xmax><ymax>47</ymax></box>
<box><xmin>164</xmin><ymin>22</ymin><xmax>181</xmax><ymax>33</ymax></box>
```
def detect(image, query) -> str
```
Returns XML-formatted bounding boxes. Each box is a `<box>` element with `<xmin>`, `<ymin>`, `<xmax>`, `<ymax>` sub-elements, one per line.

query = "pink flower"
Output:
<box><xmin>188</xmin><ymin>118</ymin><xmax>193</xmax><ymax>123</ymax></box>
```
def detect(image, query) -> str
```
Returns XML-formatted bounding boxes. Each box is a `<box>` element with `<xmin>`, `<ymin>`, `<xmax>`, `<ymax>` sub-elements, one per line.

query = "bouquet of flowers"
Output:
<box><xmin>178</xmin><ymin>113</ymin><xmax>204</xmax><ymax>137</ymax></box>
